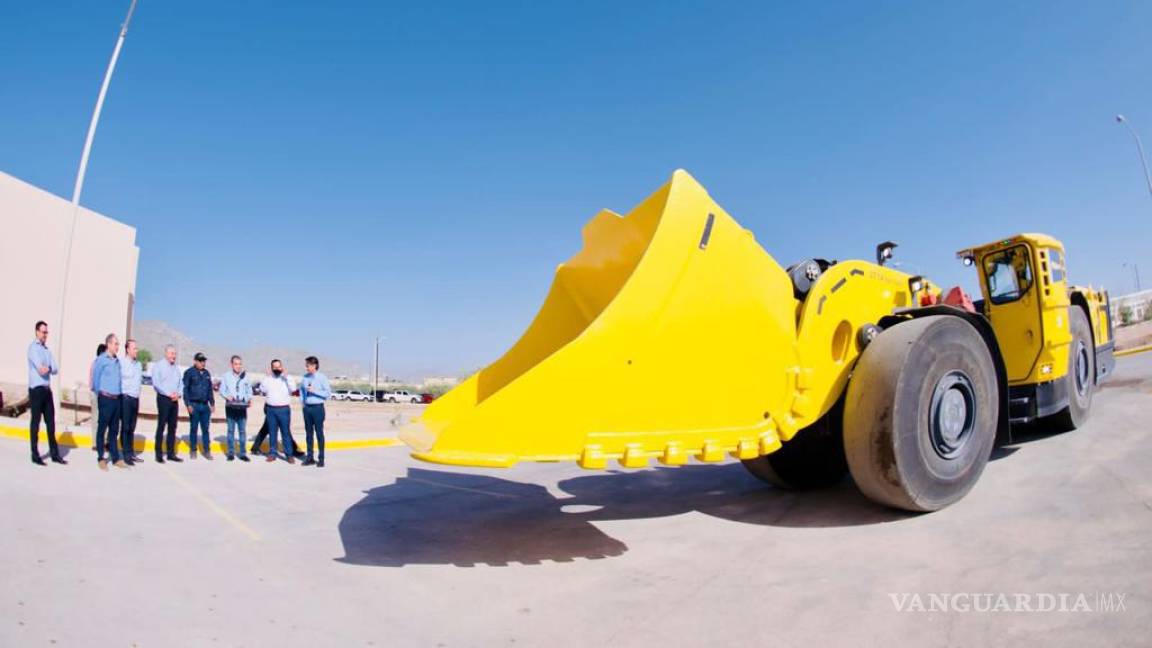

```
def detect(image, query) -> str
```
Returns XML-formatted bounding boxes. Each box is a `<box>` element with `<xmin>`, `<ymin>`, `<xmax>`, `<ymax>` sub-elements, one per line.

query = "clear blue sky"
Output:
<box><xmin>3</xmin><ymin>2</ymin><xmax>1151</xmax><ymax>377</ymax></box>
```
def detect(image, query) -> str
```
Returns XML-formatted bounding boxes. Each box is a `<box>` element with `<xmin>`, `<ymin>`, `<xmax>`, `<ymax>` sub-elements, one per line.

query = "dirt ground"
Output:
<box><xmin>1115</xmin><ymin>320</ymin><xmax>1152</xmax><ymax>350</ymax></box>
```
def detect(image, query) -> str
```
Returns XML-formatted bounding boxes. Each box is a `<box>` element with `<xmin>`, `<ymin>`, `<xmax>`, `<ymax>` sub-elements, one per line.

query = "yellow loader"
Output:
<box><xmin>401</xmin><ymin>170</ymin><xmax>1116</xmax><ymax>512</ymax></box>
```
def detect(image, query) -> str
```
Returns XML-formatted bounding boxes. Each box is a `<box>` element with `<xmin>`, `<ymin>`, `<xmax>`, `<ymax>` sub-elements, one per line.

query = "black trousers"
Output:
<box><xmin>28</xmin><ymin>386</ymin><xmax>60</xmax><ymax>459</ymax></box>
<box><xmin>96</xmin><ymin>395</ymin><xmax>122</xmax><ymax>462</ymax></box>
<box><xmin>250</xmin><ymin>405</ymin><xmax>298</xmax><ymax>454</ymax></box>
<box><xmin>303</xmin><ymin>403</ymin><xmax>326</xmax><ymax>461</ymax></box>
<box><xmin>155</xmin><ymin>395</ymin><xmax>179</xmax><ymax>458</ymax></box>
<box><xmin>121</xmin><ymin>395</ymin><xmax>139</xmax><ymax>457</ymax></box>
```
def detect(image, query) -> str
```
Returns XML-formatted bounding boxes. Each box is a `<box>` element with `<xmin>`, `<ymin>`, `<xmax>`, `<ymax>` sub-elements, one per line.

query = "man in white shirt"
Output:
<box><xmin>261</xmin><ymin>358</ymin><xmax>297</xmax><ymax>464</ymax></box>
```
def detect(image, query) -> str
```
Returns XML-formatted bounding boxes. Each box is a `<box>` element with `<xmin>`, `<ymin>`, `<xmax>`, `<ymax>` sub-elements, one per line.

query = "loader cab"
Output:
<box><xmin>957</xmin><ymin>234</ymin><xmax>1073</xmax><ymax>388</ymax></box>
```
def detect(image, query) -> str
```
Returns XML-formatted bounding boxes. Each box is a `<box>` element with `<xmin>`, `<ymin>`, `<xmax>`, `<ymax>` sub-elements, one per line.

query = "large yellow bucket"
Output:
<box><xmin>401</xmin><ymin>170</ymin><xmax>801</xmax><ymax>469</ymax></box>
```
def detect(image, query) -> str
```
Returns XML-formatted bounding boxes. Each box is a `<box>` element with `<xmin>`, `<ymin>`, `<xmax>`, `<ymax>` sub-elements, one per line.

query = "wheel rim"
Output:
<box><xmin>1073</xmin><ymin>340</ymin><xmax>1090</xmax><ymax>398</ymax></box>
<box><xmin>928</xmin><ymin>371</ymin><xmax>977</xmax><ymax>460</ymax></box>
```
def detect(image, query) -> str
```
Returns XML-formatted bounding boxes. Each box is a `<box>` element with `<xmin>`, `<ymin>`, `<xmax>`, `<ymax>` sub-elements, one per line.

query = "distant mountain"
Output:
<box><xmin>131</xmin><ymin>320</ymin><xmax>366</xmax><ymax>377</ymax></box>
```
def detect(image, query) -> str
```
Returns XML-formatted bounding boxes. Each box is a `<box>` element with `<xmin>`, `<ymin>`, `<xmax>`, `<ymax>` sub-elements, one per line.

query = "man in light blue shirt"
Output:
<box><xmin>219</xmin><ymin>355</ymin><xmax>253</xmax><ymax>462</ymax></box>
<box><xmin>149</xmin><ymin>345</ymin><xmax>184</xmax><ymax>463</ymax></box>
<box><xmin>26</xmin><ymin>320</ymin><xmax>64</xmax><ymax>465</ymax></box>
<box><xmin>119</xmin><ymin>339</ymin><xmax>144</xmax><ymax>465</ymax></box>
<box><xmin>90</xmin><ymin>334</ymin><xmax>126</xmax><ymax>469</ymax></box>
<box><xmin>299</xmin><ymin>355</ymin><xmax>332</xmax><ymax>467</ymax></box>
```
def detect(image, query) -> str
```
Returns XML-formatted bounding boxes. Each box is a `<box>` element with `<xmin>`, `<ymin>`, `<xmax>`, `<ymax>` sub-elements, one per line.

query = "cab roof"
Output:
<box><xmin>956</xmin><ymin>233</ymin><xmax>1064</xmax><ymax>259</ymax></box>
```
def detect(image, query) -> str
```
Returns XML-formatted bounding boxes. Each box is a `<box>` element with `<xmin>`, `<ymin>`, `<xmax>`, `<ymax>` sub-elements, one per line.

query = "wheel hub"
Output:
<box><xmin>929</xmin><ymin>371</ymin><xmax>977</xmax><ymax>459</ymax></box>
<box><xmin>1074</xmin><ymin>340</ymin><xmax>1090</xmax><ymax>398</ymax></box>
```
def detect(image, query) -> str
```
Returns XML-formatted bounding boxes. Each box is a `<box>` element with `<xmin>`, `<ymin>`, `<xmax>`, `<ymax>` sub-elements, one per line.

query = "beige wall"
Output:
<box><xmin>0</xmin><ymin>171</ymin><xmax>139</xmax><ymax>392</ymax></box>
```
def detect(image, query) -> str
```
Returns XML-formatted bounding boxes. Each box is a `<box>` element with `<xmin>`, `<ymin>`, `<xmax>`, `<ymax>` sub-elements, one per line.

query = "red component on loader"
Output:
<box><xmin>941</xmin><ymin>286</ymin><xmax>977</xmax><ymax>313</ymax></box>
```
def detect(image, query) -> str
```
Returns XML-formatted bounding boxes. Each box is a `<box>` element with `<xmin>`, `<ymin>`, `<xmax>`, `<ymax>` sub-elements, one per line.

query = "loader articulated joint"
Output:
<box><xmin>857</xmin><ymin>323</ymin><xmax>882</xmax><ymax>350</ymax></box>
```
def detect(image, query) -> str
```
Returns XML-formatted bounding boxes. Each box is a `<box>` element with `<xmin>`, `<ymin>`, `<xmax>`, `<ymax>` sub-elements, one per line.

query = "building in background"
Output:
<box><xmin>1111</xmin><ymin>289</ymin><xmax>1152</xmax><ymax>325</ymax></box>
<box><xmin>0</xmin><ymin>171</ymin><xmax>139</xmax><ymax>396</ymax></box>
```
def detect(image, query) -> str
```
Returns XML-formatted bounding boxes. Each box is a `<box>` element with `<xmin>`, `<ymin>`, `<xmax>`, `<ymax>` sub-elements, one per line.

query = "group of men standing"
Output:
<box><xmin>26</xmin><ymin>320</ymin><xmax>332</xmax><ymax>469</ymax></box>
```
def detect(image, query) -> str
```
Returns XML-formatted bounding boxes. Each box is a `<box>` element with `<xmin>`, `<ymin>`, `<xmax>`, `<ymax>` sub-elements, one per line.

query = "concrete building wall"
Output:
<box><xmin>1111</xmin><ymin>289</ymin><xmax>1152</xmax><ymax>324</ymax></box>
<box><xmin>0</xmin><ymin>171</ymin><xmax>139</xmax><ymax>393</ymax></box>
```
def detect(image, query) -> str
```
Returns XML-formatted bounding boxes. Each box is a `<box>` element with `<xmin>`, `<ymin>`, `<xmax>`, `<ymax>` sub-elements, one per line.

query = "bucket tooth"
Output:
<box><xmin>659</xmin><ymin>442</ymin><xmax>687</xmax><ymax>466</ymax></box>
<box><xmin>698</xmin><ymin>440</ymin><xmax>725</xmax><ymax>463</ymax></box>
<box><xmin>732</xmin><ymin>439</ymin><xmax>759</xmax><ymax>460</ymax></box>
<box><xmin>579</xmin><ymin>445</ymin><xmax>607</xmax><ymax>470</ymax></box>
<box><xmin>619</xmin><ymin>445</ymin><xmax>649</xmax><ymax>468</ymax></box>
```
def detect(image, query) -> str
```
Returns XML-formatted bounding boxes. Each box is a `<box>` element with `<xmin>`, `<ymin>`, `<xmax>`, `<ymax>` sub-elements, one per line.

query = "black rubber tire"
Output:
<box><xmin>1044</xmin><ymin>306</ymin><xmax>1095</xmax><ymax>432</ymax></box>
<box><xmin>844</xmin><ymin>316</ymin><xmax>999</xmax><ymax>512</ymax></box>
<box><xmin>410</xmin><ymin>398</ymin><xmax>419</xmax><ymax>404</ymax></box>
<box><xmin>741</xmin><ymin>399</ymin><xmax>847</xmax><ymax>490</ymax></box>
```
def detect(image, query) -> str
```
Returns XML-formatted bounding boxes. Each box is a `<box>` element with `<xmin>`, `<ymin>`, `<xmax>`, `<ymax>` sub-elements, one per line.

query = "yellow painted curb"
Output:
<box><xmin>0</xmin><ymin>424</ymin><xmax>400</xmax><ymax>453</ymax></box>
<box><xmin>1115</xmin><ymin>344</ymin><xmax>1152</xmax><ymax>358</ymax></box>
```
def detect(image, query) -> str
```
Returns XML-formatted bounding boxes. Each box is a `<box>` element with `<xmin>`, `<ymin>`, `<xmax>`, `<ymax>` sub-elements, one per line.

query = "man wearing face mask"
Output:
<box><xmin>259</xmin><ymin>359</ymin><xmax>297</xmax><ymax>463</ymax></box>
<box><xmin>249</xmin><ymin>371</ymin><xmax>304</xmax><ymax>459</ymax></box>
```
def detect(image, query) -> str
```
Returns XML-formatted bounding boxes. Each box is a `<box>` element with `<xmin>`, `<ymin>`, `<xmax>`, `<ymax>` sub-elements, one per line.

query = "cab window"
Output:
<box><xmin>983</xmin><ymin>245</ymin><xmax>1033</xmax><ymax>305</ymax></box>
<box><xmin>1048</xmin><ymin>248</ymin><xmax>1065</xmax><ymax>282</ymax></box>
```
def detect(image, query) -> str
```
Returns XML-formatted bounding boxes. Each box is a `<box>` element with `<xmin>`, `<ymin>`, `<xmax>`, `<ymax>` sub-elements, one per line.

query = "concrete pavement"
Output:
<box><xmin>2</xmin><ymin>354</ymin><xmax>1150</xmax><ymax>646</ymax></box>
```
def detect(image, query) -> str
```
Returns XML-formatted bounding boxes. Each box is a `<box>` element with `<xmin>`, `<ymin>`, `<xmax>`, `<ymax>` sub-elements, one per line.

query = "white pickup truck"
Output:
<box><xmin>332</xmin><ymin>389</ymin><xmax>373</xmax><ymax>402</ymax></box>
<box><xmin>382</xmin><ymin>389</ymin><xmax>421</xmax><ymax>404</ymax></box>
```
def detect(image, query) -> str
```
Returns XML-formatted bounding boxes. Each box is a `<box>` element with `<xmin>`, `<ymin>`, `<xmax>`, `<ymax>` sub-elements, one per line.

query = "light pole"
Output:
<box><xmin>373</xmin><ymin>336</ymin><xmax>386</xmax><ymax>402</ymax></box>
<box><xmin>54</xmin><ymin>0</ymin><xmax>140</xmax><ymax>421</ymax></box>
<box><xmin>1115</xmin><ymin>114</ymin><xmax>1152</xmax><ymax>199</ymax></box>
<box><xmin>1123</xmin><ymin>262</ymin><xmax>1142</xmax><ymax>292</ymax></box>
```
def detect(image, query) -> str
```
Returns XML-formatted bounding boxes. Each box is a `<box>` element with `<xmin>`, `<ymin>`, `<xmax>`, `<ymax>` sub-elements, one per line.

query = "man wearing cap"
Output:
<box><xmin>27</xmin><ymin>320</ymin><xmax>65</xmax><ymax>465</ymax></box>
<box><xmin>91</xmin><ymin>333</ymin><xmax>127</xmax><ymax>470</ymax></box>
<box><xmin>182</xmin><ymin>352</ymin><xmax>215</xmax><ymax>460</ymax></box>
<box><xmin>119</xmin><ymin>339</ymin><xmax>144</xmax><ymax>465</ymax></box>
<box><xmin>150</xmin><ymin>345</ymin><xmax>184</xmax><ymax>463</ymax></box>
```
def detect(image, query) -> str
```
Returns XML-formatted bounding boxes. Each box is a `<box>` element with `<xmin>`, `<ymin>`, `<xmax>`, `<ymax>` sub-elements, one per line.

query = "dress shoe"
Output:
<box><xmin>98</xmin><ymin>459</ymin><xmax>109</xmax><ymax>471</ymax></box>
<box><xmin>265</xmin><ymin>455</ymin><xmax>276</xmax><ymax>463</ymax></box>
<box><xmin>250</xmin><ymin>448</ymin><xmax>263</xmax><ymax>456</ymax></box>
<box><xmin>239</xmin><ymin>455</ymin><xmax>250</xmax><ymax>462</ymax></box>
<box><xmin>204</xmin><ymin>452</ymin><xmax>214</xmax><ymax>461</ymax></box>
<box><xmin>317</xmin><ymin>460</ymin><xmax>325</xmax><ymax>468</ymax></box>
<box><xmin>124</xmin><ymin>457</ymin><xmax>135</xmax><ymax>466</ymax></box>
<box><xmin>113</xmin><ymin>460</ymin><xmax>128</xmax><ymax>469</ymax></box>
<box><xmin>227</xmin><ymin>455</ymin><xmax>235</xmax><ymax>462</ymax></box>
<box><xmin>32</xmin><ymin>456</ymin><xmax>46</xmax><ymax>466</ymax></box>
<box><xmin>155</xmin><ymin>455</ymin><xmax>165</xmax><ymax>463</ymax></box>
<box><xmin>51</xmin><ymin>455</ymin><xmax>67</xmax><ymax>465</ymax></box>
<box><xmin>301</xmin><ymin>457</ymin><xmax>316</xmax><ymax>467</ymax></box>
<box><xmin>285</xmin><ymin>456</ymin><xmax>296</xmax><ymax>465</ymax></box>
<box><xmin>292</xmin><ymin>449</ymin><xmax>305</xmax><ymax>459</ymax></box>
<box><xmin>167</xmin><ymin>455</ymin><xmax>184</xmax><ymax>463</ymax></box>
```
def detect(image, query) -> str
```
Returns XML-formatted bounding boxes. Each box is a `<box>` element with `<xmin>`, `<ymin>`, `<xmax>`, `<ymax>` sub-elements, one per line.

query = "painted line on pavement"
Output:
<box><xmin>0</xmin><ymin>424</ymin><xmax>401</xmax><ymax>452</ymax></box>
<box><xmin>1115</xmin><ymin>344</ymin><xmax>1152</xmax><ymax>358</ymax></box>
<box><xmin>161</xmin><ymin>464</ymin><xmax>262</xmax><ymax>542</ymax></box>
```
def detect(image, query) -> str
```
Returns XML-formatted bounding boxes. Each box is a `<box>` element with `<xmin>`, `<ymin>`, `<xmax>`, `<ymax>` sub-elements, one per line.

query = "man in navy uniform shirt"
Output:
<box><xmin>182</xmin><ymin>352</ymin><xmax>215</xmax><ymax>460</ymax></box>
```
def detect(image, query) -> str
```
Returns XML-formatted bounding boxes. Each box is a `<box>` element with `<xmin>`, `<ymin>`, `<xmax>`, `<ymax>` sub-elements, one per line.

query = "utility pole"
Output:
<box><xmin>1116</xmin><ymin>115</ymin><xmax>1152</xmax><ymax>200</ymax></box>
<box><xmin>54</xmin><ymin>0</ymin><xmax>140</xmax><ymax>421</ymax></box>
<box><xmin>374</xmin><ymin>336</ymin><xmax>381</xmax><ymax>402</ymax></box>
<box><xmin>1124</xmin><ymin>262</ymin><xmax>1142</xmax><ymax>292</ymax></box>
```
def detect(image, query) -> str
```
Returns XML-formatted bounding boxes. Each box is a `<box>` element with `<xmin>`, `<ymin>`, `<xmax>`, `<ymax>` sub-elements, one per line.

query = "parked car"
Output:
<box><xmin>382</xmin><ymin>389</ymin><xmax>421</xmax><ymax>404</ymax></box>
<box><xmin>346</xmin><ymin>390</ymin><xmax>373</xmax><ymax>402</ymax></box>
<box><xmin>420</xmin><ymin>393</ymin><xmax>436</xmax><ymax>404</ymax></box>
<box><xmin>330</xmin><ymin>389</ymin><xmax>349</xmax><ymax>401</ymax></box>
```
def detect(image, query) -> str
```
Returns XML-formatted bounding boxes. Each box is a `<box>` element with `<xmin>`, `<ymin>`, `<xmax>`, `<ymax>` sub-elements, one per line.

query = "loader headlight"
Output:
<box><xmin>1040</xmin><ymin>363</ymin><xmax>1053</xmax><ymax>375</ymax></box>
<box><xmin>908</xmin><ymin>276</ymin><xmax>925</xmax><ymax>293</ymax></box>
